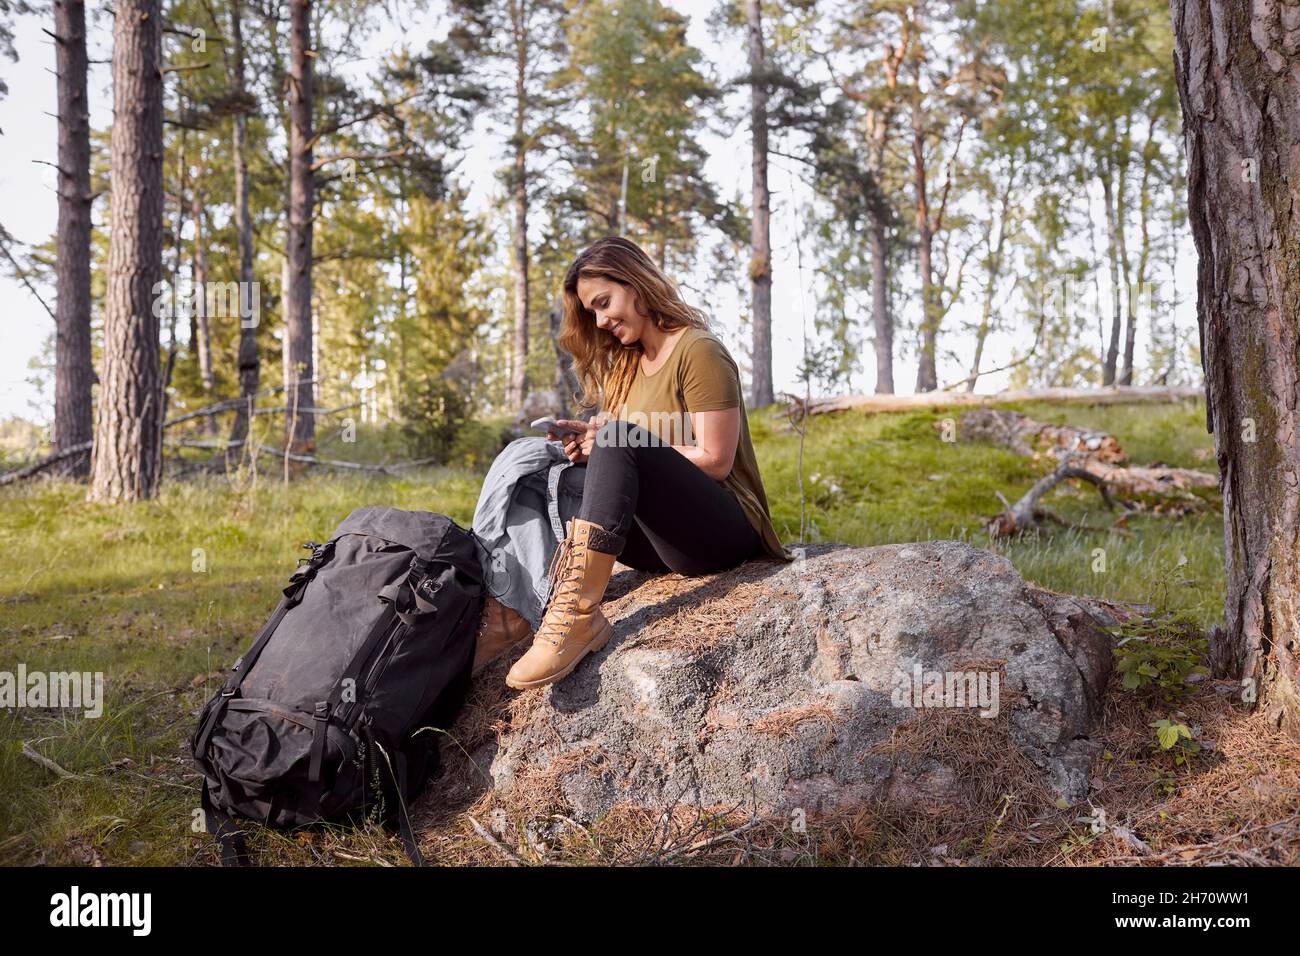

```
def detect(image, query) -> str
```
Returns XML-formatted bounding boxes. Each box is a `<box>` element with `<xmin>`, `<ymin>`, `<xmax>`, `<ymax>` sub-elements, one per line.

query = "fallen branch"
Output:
<box><xmin>174</xmin><ymin>440</ymin><xmax>395</xmax><ymax>474</ymax></box>
<box><xmin>659</xmin><ymin>815</ymin><xmax>763</xmax><ymax>863</ymax></box>
<box><xmin>780</xmin><ymin>385</ymin><xmax>1203</xmax><ymax>420</ymax></box>
<box><xmin>0</xmin><ymin>441</ymin><xmax>94</xmax><ymax>487</ymax></box>
<box><xmin>332</xmin><ymin>849</ymin><xmax>394</xmax><ymax>867</ymax></box>
<box><xmin>1099</xmin><ymin>808</ymin><xmax>1300</xmax><ymax>866</ymax></box>
<box><xmin>467</xmin><ymin>815</ymin><xmax>522</xmax><ymax>866</ymax></box>
<box><xmin>1084</xmin><ymin>463</ymin><xmax>1218</xmax><ymax>502</ymax></box>
<box><xmin>167</xmin><ymin>439</ymin><xmax>441</xmax><ymax>476</ymax></box>
<box><xmin>162</xmin><ymin>380</ymin><xmax>318</xmax><ymax>428</ymax></box>
<box><xmin>0</xmin><ymin>382</ymin><xmax>342</xmax><ymax>487</ymax></box>
<box><xmin>387</xmin><ymin>457</ymin><xmax>442</xmax><ymax>471</ymax></box>
<box><xmin>20</xmin><ymin>741</ymin><xmax>87</xmax><ymax>781</ymax></box>
<box><xmin>961</xmin><ymin>408</ymin><xmax>1218</xmax><ymax>513</ymax></box>
<box><xmin>988</xmin><ymin>456</ymin><xmax>1125</xmax><ymax>537</ymax></box>
<box><xmin>238</xmin><ymin>403</ymin><xmax>360</xmax><ymax>417</ymax></box>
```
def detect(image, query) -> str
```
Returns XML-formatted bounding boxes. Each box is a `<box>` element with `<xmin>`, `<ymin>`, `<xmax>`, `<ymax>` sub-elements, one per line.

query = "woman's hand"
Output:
<box><xmin>550</xmin><ymin>418</ymin><xmax>600</xmax><ymax>464</ymax></box>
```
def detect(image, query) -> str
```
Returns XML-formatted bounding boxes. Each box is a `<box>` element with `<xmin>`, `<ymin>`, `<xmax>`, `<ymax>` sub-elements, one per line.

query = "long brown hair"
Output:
<box><xmin>559</xmin><ymin>236</ymin><xmax>711</xmax><ymax>416</ymax></box>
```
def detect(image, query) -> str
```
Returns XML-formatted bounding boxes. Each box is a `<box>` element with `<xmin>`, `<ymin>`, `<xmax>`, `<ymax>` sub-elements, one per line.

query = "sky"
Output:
<box><xmin>0</xmin><ymin>1</ymin><xmax>1200</xmax><ymax>428</ymax></box>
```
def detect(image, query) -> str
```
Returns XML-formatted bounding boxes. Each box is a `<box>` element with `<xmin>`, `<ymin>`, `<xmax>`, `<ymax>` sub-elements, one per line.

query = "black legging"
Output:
<box><xmin>571</xmin><ymin>418</ymin><xmax>761</xmax><ymax>576</ymax></box>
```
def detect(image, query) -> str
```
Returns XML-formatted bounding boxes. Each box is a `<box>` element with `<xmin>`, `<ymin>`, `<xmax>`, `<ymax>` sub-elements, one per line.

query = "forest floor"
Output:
<box><xmin>2</xmin><ymin>395</ymin><xmax>1296</xmax><ymax>866</ymax></box>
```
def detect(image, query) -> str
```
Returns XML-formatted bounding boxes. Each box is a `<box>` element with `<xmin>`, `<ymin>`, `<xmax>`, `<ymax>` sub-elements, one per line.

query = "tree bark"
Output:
<box><xmin>860</xmin><ymin>30</ymin><xmax>908</xmax><ymax>395</ymax></box>
<box><xmin>866</xmin><ymin>99</ymin><xmax>894</xmax><ymax>396</ymax></box>
<box><xmin>161</xmin><ymin>125</ymin><xmax>184</xmax><ymax>420</ymax></box>
<box><xmin>508</xmin><ymin>0</ymin><xmax>529</xmax><ymax>413</ymax></box>
<box><xmin>869</xmin><ymin>221</ymin><xmax>894</xmax><ymax>394</ymax></box>
<box><xmin>1101</xmin><ymin>162</ymin><xmax>1122</xmax><ymax>385</ymax></box>
<box><xmin>549</xmin><ymin>292</ymin><xmax>579</xmax><ymax>416</ymax></box>
<box><xmin>52</xmin><ymin>0</ymin><xmax>94</xmax><ymax>478</ymax></box>
<box><xmin>910</xmin><ymin>8</ymin><xmax>937</xmax><ymax>393</ymax></box>
<box><xmin>1121</xmin><ymin>113</ymin><xmax>1159</xmax><ymax>387</ymax></box>
<box><xmin>227</xmin><ymin>0</ymin><xmax>259</xmax><ymax>462</ymax></box>
<box><xmin>968</xmin><ymin>165</ymin><xmax>1015</xmax><ymax>392</ymax></box>
<box><xmin>1170</xmin><ymin>0</ymin><xmax>1300</xmax><ymax>737</ymax></box>
<box><xmin>284</xmin><ymin>0</ymin><xmax>315</xmax><ymax>462</ymax></box>
<box><xmin>1113</xmin><ymin>116</ymin><xmax>1136</xmax><ymax>386</ymax></box>
<box><xmin>746</xmin><ymin>0</ymin><xmax>773</xmax><ymax>409</ymax></box>
<box><xmin>191</xmin><ymin>176</ymin><xmax>214</xmax><ymax>431</ymax></box>
<box><xmin>88</xmin><ymin>0</ymin><xmax>164</xmax><ymax>502</ymax></box>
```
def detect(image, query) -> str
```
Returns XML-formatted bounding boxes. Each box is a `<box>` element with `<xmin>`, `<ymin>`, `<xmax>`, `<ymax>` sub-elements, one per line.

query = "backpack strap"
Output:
<box><xmin>201</xmin><ymin>777</ymin><xmax>251</xmax><ymax>867</ymax></box>
<box><xmin>376</xmin><ymin>557</ymin><xmax>442</xmax><ymax>626</ymax></box>
<box><xmin>307</xmin><ymin>604</ymin><xmax>399</xmax><ymax>785</ymax></box>
<box><xmin>194</xmin><ymin>541</ymin><xmax>335</xmax><ymax>763</ymax></box>
<box><xmin>364</xmin><ymin>726</ymin><xmax>427</xmax><ymax>867</ymax></box>
<box><xmin>193</xmin><ymin>593</ymin><xmax>294</xmax><ymax>759</ymax></box>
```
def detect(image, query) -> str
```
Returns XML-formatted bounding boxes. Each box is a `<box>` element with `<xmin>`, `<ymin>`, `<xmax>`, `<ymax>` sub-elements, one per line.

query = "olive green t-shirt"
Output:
<box><xmin>604</xmin><ymin>326</ymin><xmax>793</xmax><ymax>563</ymax></box>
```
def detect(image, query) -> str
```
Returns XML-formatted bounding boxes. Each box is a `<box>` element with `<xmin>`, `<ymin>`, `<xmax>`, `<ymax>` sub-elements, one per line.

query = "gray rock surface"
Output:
<box><xmin>490</xmin><ymin>541</ymin><xmax>1116</xmax><ymax>822</ymax></box>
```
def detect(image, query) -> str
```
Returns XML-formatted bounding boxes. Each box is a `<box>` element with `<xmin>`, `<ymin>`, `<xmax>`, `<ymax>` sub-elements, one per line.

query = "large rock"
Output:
<box><xmin>489</xmin><ymin>541</ymin><xmax>1119</xmax><ymax>822</ymax></box>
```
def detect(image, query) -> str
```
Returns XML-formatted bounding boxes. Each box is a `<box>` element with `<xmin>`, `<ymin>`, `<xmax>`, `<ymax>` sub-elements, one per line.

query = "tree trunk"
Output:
<box><xmin>52</xmin><ymin>0</ymin><xmax>94</xmax><ymax>478</ymax></box>
<box><xmin>227</xmin><ymin>0</ymin><xmax>259</xmax><ymax>462</ymax></box>
<box><xmin>746</xmin><ymin>0</ymin><xmax>773</xmax><ymax>409</ymax></box>
<box><xmin>191</xmin><ymin>179</ymin><xmax>214</xmax><ymax>431</ymax></box>
<box><xmin>968</xmin><ymin>167</ymin><xmax>1015</xmax><ymax>392</ymax></box>
<box><xmin>915</xmin><ymin>111</ymin><xmax>935</xmax><ymax>392</ymax></box>
<box><xmin>1113</xmin><ymin>118</ymin><xmax>1136</xmax><ymax>386</ymax></box>
<box><xmin>549</xmin><ymin>291</ymin><xmax>579</xmax><ymax>416</ymax></box>
<box><xmin>88</xmin><ymin>0</ymin><xmax>164</xmax><ymax>502</ymax></box>
<box><xmin>162</xmin><ymin>126</ymin><xmax>185</xmax><ymax>421</ymax></box>
<box><xmin>866</xmin><ymin>108</ymin><xmax>894</xmax><ymax>395</ymax></box>
<box><xmin>1121</xmin><ymin>113</ymin><xmax>1159</xmax><ymax>387</ymax></box>
<box><xmin>863</xmin><ymin>39</ymin><xmax>904</xmax><ymax>396</ymax></box>
<box><xmin>869</xmin><ymin>220</ymin><xmax>894</xmax><ymax>394</ymax></box>
<box><xmin>284</xmin><ymin>0</ymin><xmax>315</xmax><ymax>462</ymax></box>
<box><xmin>1170</xmin><ymin>0</ymin><xmax>1300</xmax><ymax>737</ymax></box>
<box><xmin>1101</xmin><ymin>163</ymin><xmax>1122</xmax><ymax>385</ymax></box>
<box><xmin>509</xmin><ymin>3</ymin><xmax>529</xmax><ymax>413</ymax></box>
<box><xmin>911</xmin><ymin>77</ymin><xmax>937</xmax><ymax>393</ymax></box>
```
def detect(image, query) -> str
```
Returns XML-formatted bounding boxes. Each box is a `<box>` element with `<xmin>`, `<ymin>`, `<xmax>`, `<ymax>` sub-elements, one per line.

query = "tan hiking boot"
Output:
<box><xmin>505</xmin><ymin>517</ymin><xmax>623</xmax><ymax>689</ymax></box>
<box><xmin>472</xmin><ymin>596</ymin><xmax>534</xmax><ymax>674</ymax></box>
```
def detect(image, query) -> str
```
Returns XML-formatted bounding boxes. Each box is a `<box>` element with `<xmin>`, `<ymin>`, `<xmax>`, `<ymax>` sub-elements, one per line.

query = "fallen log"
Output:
<box><xmin>0</xmin><ymin>441</ymin><xmax>94</xmax><ymax>487</ymax></box>
<box><xmin>0</xmin><ymin>382</ymin><xmax>348</xmax><ymax>487</ymax></box>
<box><xmin>957</xmin><ymin>408</ymin><xmax>1126</xmax><ymax>462</ymax></box>
<box><xmin>167</xmin><ymin>438</ymin><xmax>441</xmax><ymax>476</ymax></box>
<box><xmin>778</xmin><ymin>385</ymin><xmax>1203</xmax><ymax>420</ymax></box>
<box><xmin>987</xmin><ymin>456</ymin><xmax>1125</xmax><ymax>537</ymax></box>
<box><xmin>1084</xmin><ymin>463</ymin><xmax>1218</xmax><ymax>502</ymax></box>
<box><xmin>161</xmin><ymin>379</ymin><xmax>319</xmax><ymax>428</ymax></box>
<box><xmin>960</xmin><ymin>409</ymin><xmax>1218</xmax><ymax>514</ymax></box>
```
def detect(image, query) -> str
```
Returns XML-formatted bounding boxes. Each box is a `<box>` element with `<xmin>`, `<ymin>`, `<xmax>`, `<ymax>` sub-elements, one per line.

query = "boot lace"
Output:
<box><xmin>537</xmin><ymin>535</ymin><xmax>588</xmax><ymax>646</ymax></box>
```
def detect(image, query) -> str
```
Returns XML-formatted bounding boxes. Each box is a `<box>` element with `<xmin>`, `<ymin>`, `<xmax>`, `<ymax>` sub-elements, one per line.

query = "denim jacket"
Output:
<box><xmin>471</xmin><ymin>436</ymin><xmax>585</xmax><ymax>631</ymax></box>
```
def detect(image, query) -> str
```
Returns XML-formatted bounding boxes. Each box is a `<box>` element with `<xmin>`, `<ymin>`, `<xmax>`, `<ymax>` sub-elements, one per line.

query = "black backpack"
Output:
<box><xmin>190</xmin><ymin>507</ymin><xmax>486</xmax><ymax>866</ymax></box>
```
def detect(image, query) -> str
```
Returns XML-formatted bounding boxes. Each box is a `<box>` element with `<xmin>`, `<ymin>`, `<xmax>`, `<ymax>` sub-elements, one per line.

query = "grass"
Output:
<box><xmin>752</xmin><ymin>397</ymin><xmax>1223</xmax><ymax>625</ymax></box>
<box><xmin>0</xmin><ymin>396</ymin><xmax>1230</xmax><ymax>865</ymax></box>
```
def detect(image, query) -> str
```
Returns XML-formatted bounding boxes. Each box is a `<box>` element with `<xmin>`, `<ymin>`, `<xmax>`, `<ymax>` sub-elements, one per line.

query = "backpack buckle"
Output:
<box><xmin>298</xmin><ymin>540</ymin><xmax>327</xmax><ymax>568</ymax></box>
<box><xmin>312</xmin><ymin>702</ymin><xmax>331</xmax><ymax>721</ymax></box>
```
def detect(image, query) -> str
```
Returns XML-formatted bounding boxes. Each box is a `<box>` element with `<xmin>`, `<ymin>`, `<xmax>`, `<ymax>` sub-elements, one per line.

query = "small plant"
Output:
<box><xmin>1149</xmin><ymin>717</ymin><xmax>1196</xmax><ymax>785</ymax></box>
<box><xmin>1153</xmin><ymin>766</ymin><xmax>1179</xmax><ymax>796</ymax></box>
<box><xmin>1112</xmin><ymin>613</ymin><xmax>1209</xmax><ymax>705</ymax></box>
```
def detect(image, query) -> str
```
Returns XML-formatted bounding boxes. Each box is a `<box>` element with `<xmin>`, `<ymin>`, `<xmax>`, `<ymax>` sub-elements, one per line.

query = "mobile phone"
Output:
<box><xmin>530</xmin><ymin>416</ymin><xmax>587</xmax><ymax>438</ymax></box>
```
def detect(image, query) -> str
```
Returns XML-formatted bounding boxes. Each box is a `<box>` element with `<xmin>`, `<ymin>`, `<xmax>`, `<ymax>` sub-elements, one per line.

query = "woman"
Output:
<box><xmin>496</xmin><ymin>236</ymin><xmax>794</xmax><ymax>690</ymax></box>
